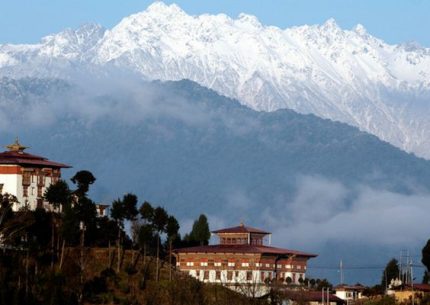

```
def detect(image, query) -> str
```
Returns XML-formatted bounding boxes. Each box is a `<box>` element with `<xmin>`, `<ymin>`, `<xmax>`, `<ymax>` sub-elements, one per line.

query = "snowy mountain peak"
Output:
<box><xmin>322</xmin><ymin>18</ymin><xmax>340</xmax><ymax>29</ymax></box>
<box><xmin>237</xmin><ymin>13</ymin><xmax>262</xmax><ymax>28</ymax></box>
<box><xmin>353</xmin><ymin>23</ymin><xmax>367</xmax><ymax>36</ymax></box>
<box><xmin>144</xmin><ymin>1</ymin><xmax>187</xmax><ymax>17</ymax></box>
<box><xmin>1</xmin><ymin>2</ymin><xmax>430</xmax><ymax>159</ymax></box>
<box><xmin>38</xmin><ymin>23</ymin><xmax>105</xmax><ymax>58</ymax></box>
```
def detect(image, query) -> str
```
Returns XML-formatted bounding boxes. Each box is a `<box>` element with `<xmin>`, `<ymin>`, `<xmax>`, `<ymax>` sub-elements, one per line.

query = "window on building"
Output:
<box><xmin>242</xmin><ymin>262</ymin><xmax>249</xmax><ymax>267</ymax></box>
<box><xmin>37</xmin><ymin>186</ymin><xmax>42</xmax><ymax>197</ymax></box>
<box><xmin>22</xmin><ymin>172</ymin><xmax>31</xmax><ymax>186</ymax></box>
<box><xmin>201</xmin><ymin>262</ymin><xmax>208</xmax><ymax>267</ymax></box>
<box><xmin>204</xmin><ymin>271</ymin><xmax>209</xmax><ymax>280</ymax></box>
<box><xmin>37</xmin><ymin>174</ymin><xmax>45</xmax><ymax>186</ymax></box>
<box><xmin>228</xmin><ymin>262</ymin><xmax>235</xmax><ymax>267</ymax></box>
<box><xmin>216</xmin><ymin>271</ymin><xmax>221</xmax><ymax>280</ymax></box>
<box><xmin>246</xmin><ymin>271</ymin><xmax>252</xmax><ymax>281</ymax></box>
<box><xmin>214</xmin><ymin>262</ymin><xmax>221</xmax><ymax>267</ymax></box>
<box><xmin>265</xmin><ymin>263</ymin><xmax>270</xmax><ymax>267</ymax></box>
<box><xmin>227</xmin><ymin>271</ymin><xmax>233</xmax><ymax>281</ymax></box>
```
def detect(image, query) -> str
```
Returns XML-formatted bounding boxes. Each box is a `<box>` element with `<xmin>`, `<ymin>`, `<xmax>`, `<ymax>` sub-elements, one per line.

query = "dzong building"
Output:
<box><xmin>0</xmin><ymin>139</ymin><xmax>71</xmax><ymax>211</ymax></box>
<box><xmin>174</xmin><ymin>223</ymin><xmax>317</xmax><ymax>295</ymax></box>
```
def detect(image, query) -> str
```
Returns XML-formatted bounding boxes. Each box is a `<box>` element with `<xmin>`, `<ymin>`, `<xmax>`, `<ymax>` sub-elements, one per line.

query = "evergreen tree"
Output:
<box><xmin>137</xmin><ymin>201</ymin><xmax>155</xmax><ymax>265</ymax></box>
<box><xmin>70</xmin><ymin>170</ymin><xmax>96</xmax><ymax>198</ymax></box>
<box><xmin>152</xmin><ymin>207</ymin><xmax>168</xmax><ymax>281</ymax></box>
<box><xmin>189</xmin><ymin>214</ymin><xmax>210</xmax><ymax>246</ymax></box>
<box><xmin>44</xmin><ymin>179</ymin><xmax>71</xmax><ymax>210</ymax></box>
<box><xmin>139</xmin><ymin>201</ymin><xmax>154</xmax><ymax>224</ymax></box>
<box><xmin>110</xmin><ymin>193</ymin><xmax>138</xmax><ymax>272</ymax></box>
<box><xmin>381</xmin><ymin>258</ymin><xmax>400</xmax><ymax>289</ymax></box>
<box><xmin>422</xmin><ymin>239</ymin><xmax>430</xmax><ymax>276</ymax></box>
<box><xmin>423</xmin><ymin>271</ymin><xmax>430</xmax><ymax>284</ymax></box>
<box><xmin>44</xmin><ymin>180</ymin><xmax>72</xmax><ymax>268</ymax></box>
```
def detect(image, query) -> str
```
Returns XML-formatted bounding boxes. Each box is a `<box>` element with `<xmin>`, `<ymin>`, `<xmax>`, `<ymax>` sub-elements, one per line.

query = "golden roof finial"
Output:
<box><xmin>6</xmin><ymin>137</ymin><xmax>29</xmax><ymax>152</ymax></box>
<box><xmin>239</xmin><ymin>221</ymin><xmax>245</xmax><ymax>227</ymax></box>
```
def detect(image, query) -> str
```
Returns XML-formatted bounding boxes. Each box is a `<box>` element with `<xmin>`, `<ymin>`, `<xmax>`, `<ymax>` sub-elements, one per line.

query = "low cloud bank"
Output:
<box><xmin>259</xmin><ymin>175</ymin><xmax>430</xmax><ymax>250</ymax></box>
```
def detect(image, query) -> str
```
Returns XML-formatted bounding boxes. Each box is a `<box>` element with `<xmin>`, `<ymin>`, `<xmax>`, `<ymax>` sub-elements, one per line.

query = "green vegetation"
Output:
<box><xmin>423</xmin><ymin>240</ymin><xmax>430</xmax><ymax>284</ymax></box>
<box><xmin>184</xmin><ymin>214</ymin><xmax>211</xmax><ymax>246</ymax></box>
<box><xmin>381</xmin><ymin>259</ymin><xmax>400</xmax><ymax>290</ymax></box>
<box><xmin>2</xmin><ymin>170</ymin><xmax>268</xmax><ymax>305</ymax></box>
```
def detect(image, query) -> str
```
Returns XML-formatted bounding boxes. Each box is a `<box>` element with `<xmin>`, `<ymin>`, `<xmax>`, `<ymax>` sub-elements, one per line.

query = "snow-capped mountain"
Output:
<box><xmin>1</xmin><ymin>2</ymin><xmax>430</xmax><ymax>158</ymax></box>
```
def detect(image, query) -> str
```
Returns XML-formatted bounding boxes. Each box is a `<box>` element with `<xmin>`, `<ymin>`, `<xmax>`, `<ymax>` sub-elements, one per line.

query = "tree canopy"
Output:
<box><xmin>70</xmin><ymin>170</ymin><xmax>96</xmax><ymax>197</ymax></box>
<box><xmin>381</xmin><ymin>258</ymin><xmax>399</xmax><ymax>289</ymax></box>
<box><xmin>189</xmin><ymin>214</ymin><xmax>211</xmax><ymax>246</ymax></box>
<box><xmin>422</xmin><ymin>240</ymin><xmax>430</xmax><ymax>283</ymax></box>
<box><xmin>44</xmin><ymin>180</ymin><xmax>71</xmax><ymax>209</ymax></box>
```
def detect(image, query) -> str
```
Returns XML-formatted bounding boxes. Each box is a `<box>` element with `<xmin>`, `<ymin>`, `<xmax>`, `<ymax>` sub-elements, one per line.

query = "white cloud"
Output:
<box><xmin>260</xmin><ymin>176</ymin><xmax>430</xmax><ymax>250</ymax></box>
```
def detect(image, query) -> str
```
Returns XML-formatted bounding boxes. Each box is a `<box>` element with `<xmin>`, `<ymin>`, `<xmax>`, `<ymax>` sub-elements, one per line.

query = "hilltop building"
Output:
<box><xmin>0</xmin><ymin>139</ymin><xmax>70</xmax><ymax>211</ymax></box>
<box><xmin>282</xmin><ymin>290</ymin><xmax>345</xmax><ymax>305</ymax></box>
<box><xmin>334</xmin><ymin>284</ymin><xmax>366</xmax><ymax>303</ymax></box>
<box><xmin>174</xmin><ymin>223</ymin><xmax>317</xmax><ymax>296</ymax></box>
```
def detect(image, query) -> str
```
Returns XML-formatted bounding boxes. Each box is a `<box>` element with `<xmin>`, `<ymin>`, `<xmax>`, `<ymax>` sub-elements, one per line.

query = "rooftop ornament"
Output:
<box><xmin>6</xmin><ymin>137</ymin><xmax>29</xmax><ymax>153</ymax></box>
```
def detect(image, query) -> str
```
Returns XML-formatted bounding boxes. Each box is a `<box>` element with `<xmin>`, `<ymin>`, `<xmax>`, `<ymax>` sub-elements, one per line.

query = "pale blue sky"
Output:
<box><xmin>0</xmin><ymin>0</ymin><xmax>428</xmax><ymax>46</ymax></box>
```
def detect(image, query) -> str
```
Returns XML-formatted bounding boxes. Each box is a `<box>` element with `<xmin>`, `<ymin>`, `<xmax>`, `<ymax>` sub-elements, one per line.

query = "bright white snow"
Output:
<box><xmin>0</xmin><ymin>2</ymin><xmax>429</xmax><ymax>158</ymax></box>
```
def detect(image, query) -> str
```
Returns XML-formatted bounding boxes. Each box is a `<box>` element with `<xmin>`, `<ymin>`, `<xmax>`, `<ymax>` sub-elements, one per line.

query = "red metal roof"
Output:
<box><xmin>212</xmin><ymin>224</ymin><xmax>271</xmax><ymax>235</ymax></box>
<box><xmin>0</xmin><ymin>150</ymin><xmax>71</xmax><ymax>168</ymax></box>
<box><xmin>334</xmin><ymin>284</ymin><xmax>366</xmax><ymax>291</ymax></box>
<box><xmin>282</xmin><ymin>290</ymin><xmax>345</xmax><ymax>303</ymax></box>
<box><xmin>174</xmin><ymin>244</ymin><xmax>317</xmax><ymax>258</ymax></box>
<box><xmin>405</xmin><ymin>284</ymin><xmax>430</xmax><ymax>292</ymax></box>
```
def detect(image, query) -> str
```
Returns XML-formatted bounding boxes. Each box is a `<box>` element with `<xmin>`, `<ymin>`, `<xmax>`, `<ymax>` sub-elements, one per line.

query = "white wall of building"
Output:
<box><xmin>0</xmin><ymin>169</ymin><xmax>55</xmax><ymax>211</ymax></box>
<box><xmin>0</xmin><ymin>172</ymin><xmax>19</xmax><ymax>198</ymax></box>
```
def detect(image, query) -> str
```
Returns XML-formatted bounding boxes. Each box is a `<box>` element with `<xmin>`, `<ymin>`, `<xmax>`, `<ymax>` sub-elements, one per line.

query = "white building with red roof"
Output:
<box><xmin>174</xmin><ymin>223</ymin><xmax>317</xmax><ymax>296</ymax></box>
<box><xmin>0</xmin><ymin>139</ymin><xmax>71</xmax><ymax>211</ymax></box>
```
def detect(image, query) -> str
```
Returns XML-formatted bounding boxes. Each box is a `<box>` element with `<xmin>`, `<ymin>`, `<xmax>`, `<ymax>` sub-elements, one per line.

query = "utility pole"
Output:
<box><xmin>410</xmin><ymin>257</ymin><xmax>414</xmax><ymax>305</ymax></box>
<box><xmin>340</xmin><ymin>259</ymin><xmax>344</xmax><ymax>285</ymax></box>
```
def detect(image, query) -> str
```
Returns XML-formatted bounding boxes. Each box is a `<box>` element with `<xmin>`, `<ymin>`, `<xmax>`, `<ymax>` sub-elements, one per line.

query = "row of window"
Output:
<box><xmin>182</xmin><ymin>261</ymin><xmax>305</xmax><ymax>270</ymax></box>
<box><xmin>192</xmin><ymin>270</ymin><xmax>255</xmax><ymax>281</ymax></box>
<box><xmin>220</xmin><ymin>237</ymin><xmax>263</xmax><ymax>245</ymax></box>
<box><xmin>189</xmin><ymin>270</ymin><xmax>305</xmax><ymax>283</ymax></box>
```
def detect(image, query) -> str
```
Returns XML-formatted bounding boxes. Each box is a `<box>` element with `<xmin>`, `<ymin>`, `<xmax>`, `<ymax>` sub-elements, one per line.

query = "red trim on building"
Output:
<box><xmin>0</xmin><ymin>166</ymin><xmax>21</xmax><ymax>174</ymax></box>
<box><xmin>174</xmin><ymin>244</ymin><xmax>317</xmax><ymax>258</ymax></box>
<box><xmin>212</xmin><ymin>225</ymin><xmax>270</xmax><ymax>235</ymax></box>
<box><xmin>0</xmin><ymin>150</ymin><xmax>70</xmax><ymax>168</ymax></box>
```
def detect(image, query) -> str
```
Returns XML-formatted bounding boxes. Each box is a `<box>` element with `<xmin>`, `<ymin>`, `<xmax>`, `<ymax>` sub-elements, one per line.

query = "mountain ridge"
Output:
<box><xmin>2</xmin><ymin>76</ymin><xmax>430</xmax><ymax>283</ymax></box>
<box><xmin>1</xmin><ymin>2</ymin><xmax>430</xmax><ymax>158</ymax></box>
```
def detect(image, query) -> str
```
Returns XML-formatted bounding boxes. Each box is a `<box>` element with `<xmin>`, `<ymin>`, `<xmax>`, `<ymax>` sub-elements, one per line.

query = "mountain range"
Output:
<box><xmin>1</xmin><ymin>2</ymin><xmax>430</xmax><ymax>158</ymax></box>
<box><xmin>1</xmin><ymin>2</ymin><xmax>430</xmax><ymax>284</ymax></box>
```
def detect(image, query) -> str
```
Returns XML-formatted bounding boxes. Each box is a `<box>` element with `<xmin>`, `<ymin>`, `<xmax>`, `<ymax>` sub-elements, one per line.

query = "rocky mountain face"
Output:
<box><xmin>1</xmin><ymin>2</ymin><xmax>430</xmax><ymax>158</ymax></box>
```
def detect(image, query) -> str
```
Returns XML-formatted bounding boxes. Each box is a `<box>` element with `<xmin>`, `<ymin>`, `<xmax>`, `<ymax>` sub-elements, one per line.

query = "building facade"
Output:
<box><xmin>0</xmin><ymin>139</ymin><xmax>70</xmax><ymax>211</ymax></box>
<box><xmin>334</xmin><ymin>284</ymin><xmax>366</xmax><ymax>304</ymax></box>
<box><xmin>174</xmin><ymin>223</ymin><xmax>317</xmax><ymax>295</ymax></box>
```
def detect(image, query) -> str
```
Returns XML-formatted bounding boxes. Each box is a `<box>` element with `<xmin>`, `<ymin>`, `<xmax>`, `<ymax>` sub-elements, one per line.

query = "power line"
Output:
<box><xmin>307</xmin><ymin>265</ymin><xmax>425</xmax><ymax>270</ymax></box>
